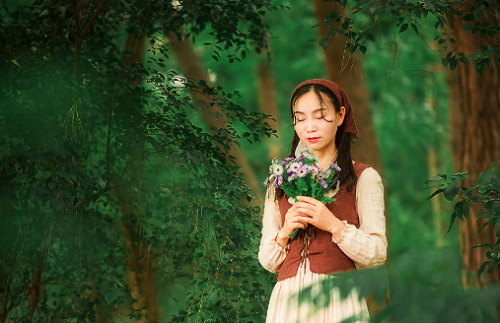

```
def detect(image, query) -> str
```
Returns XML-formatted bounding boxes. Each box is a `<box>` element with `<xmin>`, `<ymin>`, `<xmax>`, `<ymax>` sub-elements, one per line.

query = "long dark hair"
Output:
<box><xmin>274</xmin><ymin>84</ymin><xmax>357</xmax><ymax>201</ymax></box>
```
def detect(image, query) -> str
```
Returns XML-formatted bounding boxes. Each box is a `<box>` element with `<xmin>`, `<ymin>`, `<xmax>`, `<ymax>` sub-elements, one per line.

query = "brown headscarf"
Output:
<box><xmin>290</xmin><ymin>79</ymin><xmax>359</xmax><ymax>137</ymax></box>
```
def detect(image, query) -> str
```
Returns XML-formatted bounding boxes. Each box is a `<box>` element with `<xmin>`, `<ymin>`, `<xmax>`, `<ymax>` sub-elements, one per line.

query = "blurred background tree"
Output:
<box><xmin>1</xmin><ymin>0</ymin><xmax>499</xmax><ymax>322</ymax></box>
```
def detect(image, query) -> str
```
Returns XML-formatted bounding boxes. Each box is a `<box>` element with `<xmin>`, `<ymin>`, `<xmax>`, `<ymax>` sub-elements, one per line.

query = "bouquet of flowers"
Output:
<box><xmin>264</xmin><ymin>147</ymin><xmax>342</xmax><ymax>239</ymax></box>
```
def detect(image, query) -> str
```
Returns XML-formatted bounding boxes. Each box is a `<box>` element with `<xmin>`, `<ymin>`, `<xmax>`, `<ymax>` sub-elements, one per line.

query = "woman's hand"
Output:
<box><xmin>294</xmin><ymin>196</ymin><xmax>345</xmax><ymax>239</ymax></box>
<box><xmin>276</xmin><ymin>203</ymin><xmax>308</xmax><ymax>247</ymax></box>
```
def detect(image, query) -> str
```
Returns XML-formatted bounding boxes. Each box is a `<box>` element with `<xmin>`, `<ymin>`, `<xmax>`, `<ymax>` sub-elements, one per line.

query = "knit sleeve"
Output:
<box><xmin>258</xmin><ymin>185</ymin><xmax>289</xmax><ymax>273</ymax></box>
<box><xmin>332</xmin><ymin>167</ymin><xmax>388</xmax><ymax>268</ymax></box>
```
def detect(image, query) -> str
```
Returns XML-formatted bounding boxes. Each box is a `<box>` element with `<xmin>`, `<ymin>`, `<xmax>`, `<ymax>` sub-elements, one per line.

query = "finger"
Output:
<box><xmin>295</xmin><ymin>207</ymin><xmax>313</xmax><ymax>217</ymax></box>
<box><xmin>294</xmin><ymin>220</ymin><xmax>308</xmax><ymax>229</ymax></box>
<box><xmin>297</xmin><ymin>196</ymin><xmax>319</xmax><ymax>206</ymax></box>
<box><xmin>298</xmin><ymin>216</ymin><xmax>313</xmax><ymax>225</ymax></box>
<box><xmin>294</xmin><ymin>202</ymin><xmax>312</xmax><ymax>209</ymax></box>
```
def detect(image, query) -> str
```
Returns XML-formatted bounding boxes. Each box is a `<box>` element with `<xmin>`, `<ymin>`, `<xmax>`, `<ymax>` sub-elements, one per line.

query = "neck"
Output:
<box><xmin>313</xmin><ymin>147</ymin><xmax>338</xmax><ymax>170</ymax></box>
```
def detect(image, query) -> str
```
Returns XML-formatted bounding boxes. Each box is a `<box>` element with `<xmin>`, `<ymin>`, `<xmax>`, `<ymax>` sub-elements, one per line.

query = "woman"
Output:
<box><xmin>258</xmin><ymin>79</ymin><xmax>387</xmax><ymax>323</ymax></box>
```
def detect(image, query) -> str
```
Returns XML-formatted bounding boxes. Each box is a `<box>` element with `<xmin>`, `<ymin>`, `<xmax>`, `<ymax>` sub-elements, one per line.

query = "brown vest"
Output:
<box><xmin>277</xmin><ymin>162</ymin><xmax>370</xmax><ymax>281</ymax></box>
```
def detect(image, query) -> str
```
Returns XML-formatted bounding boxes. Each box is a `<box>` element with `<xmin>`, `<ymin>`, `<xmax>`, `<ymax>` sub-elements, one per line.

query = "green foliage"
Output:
<box><xmin>298</xmin><ymin>249</ymin><xmax>500</xmax><ymax>323</ymax></box>
<box><xmin>425</xmin><ymin>163</ymin><xmax>500</xmax><ymax>276</ymax></box>
<box><xmin>0</xmin><ymin>0</ymin><xmax>276</xmax><ymax>321</ymax></box>
<box><xmin>316</xmin><ymin>0</ymin><xmax>500</xmax><ymax>74</ymax></box>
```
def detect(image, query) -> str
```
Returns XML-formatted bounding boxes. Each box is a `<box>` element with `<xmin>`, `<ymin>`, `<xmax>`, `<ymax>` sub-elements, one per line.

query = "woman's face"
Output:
<box><xmin>293</xmin><ymin>90</ymin><xmax>345</xmax><ymax>154</ymax></box>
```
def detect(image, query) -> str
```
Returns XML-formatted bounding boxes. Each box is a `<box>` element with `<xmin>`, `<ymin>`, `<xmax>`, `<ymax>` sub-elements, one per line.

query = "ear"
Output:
<box><xmin>337</xmin><ymin>106</ymin><xmax>346</xmax><ymax>126</ymax></box>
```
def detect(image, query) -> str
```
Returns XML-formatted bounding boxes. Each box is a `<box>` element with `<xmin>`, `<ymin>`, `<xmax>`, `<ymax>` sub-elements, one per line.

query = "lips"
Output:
<box><xmin>307</xmin><ymin>137</ymin><xmax>320</xmax><ymax>143</ymax></box>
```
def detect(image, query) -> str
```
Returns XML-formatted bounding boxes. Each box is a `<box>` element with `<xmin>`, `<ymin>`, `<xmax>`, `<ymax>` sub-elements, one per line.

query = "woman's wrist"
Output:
<box><xmin>276</xmin><ymin>229</ymin><xmax>290</xmax><ymax>248</ymax></box>
<box><xmin>329</xmin><ymin>220</ymin><xmax>346</xmax><ymax>241</ymax></box>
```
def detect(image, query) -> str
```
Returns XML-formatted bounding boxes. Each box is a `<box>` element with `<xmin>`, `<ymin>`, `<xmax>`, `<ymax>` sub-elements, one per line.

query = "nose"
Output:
<box><xmin>305</xmin><ymin>118</ymin><xmax>318</xmax><ymax>133</ymax></box>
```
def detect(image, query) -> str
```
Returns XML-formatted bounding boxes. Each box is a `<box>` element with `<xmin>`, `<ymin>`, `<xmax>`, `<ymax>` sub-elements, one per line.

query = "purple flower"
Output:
<box><xmin>331</xmin><ymin>163</ymin><xmax>341</xmax><ymax>172</ymax></box>
<box><xmin>275</xmin><ymin>175</ymin><xmax>283</xmax><ymax>186</ymax></box>
<box><xmin>264</xmin><ymin>177</ymin><xmax>269</xmax><ymax>187</ymax></box>
<box><xmin>319</xmin><ymin>180</ymin><xmax>328</xmax><ymax>189</ymax></box>
<box><xmin>297</xmin><ymin>167</ymin><xmax>308</xmax><ymax>178</ymax></box>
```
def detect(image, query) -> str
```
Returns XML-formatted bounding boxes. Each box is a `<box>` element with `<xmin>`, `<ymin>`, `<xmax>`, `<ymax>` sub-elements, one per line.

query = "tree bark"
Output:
<box><xmin>310</xmin><ymin>0</ymin><xmax>385</xmax><ymax>315</ymax></box>
<box><xmin>117</xmin><ymin>29</ymin><xmax>163</xmax><ymax>322</ymax></box>
<box><xmin>258</xmin><ymin>58</ymin><xmax>280</xmax><ymax>160</ymax></box>
<box><xmin>72</xmin><ymin>0</ymin><xmax>107</xmax><ymax>84</ymax></box>
<box><xmin>27</xmin><ymin>266</ymin><xmax>43</xmax><ymax>319</ymax></box>
<box><xmin>447</xmin><ymin>2</ymin><xmax>500</xmax><ymax>287</ymax></box>
<box><xmin>167</xmin><ymin>30</ymin><xmax>260</xmax><ymax>193</ymax></box>
<box><xmin>310</xmin><ymin>0</ymin><xmax>382</xmax><ymax>173</ymax></box>
<box><xmin>427</xmin><ymin>93</ymin><xmax>446</xmax><ymax>247</ymax></box>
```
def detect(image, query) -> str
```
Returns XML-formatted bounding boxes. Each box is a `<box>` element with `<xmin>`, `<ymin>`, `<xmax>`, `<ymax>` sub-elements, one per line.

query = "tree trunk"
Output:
<box><xmin>310</xmin><ymin>0</ymin><xmax>382</xmax><ymax>173</ymax></box>
<box><xmin>258</xmin><ymin>58</ymin><xmax>280</xmax><ymax>160</ymax></box>
<box><xmin>427</xmin><ymin>92</ymin><xmax>446</xmax><ymax>247</ymax></box>
<box><xmin>167</xmin><ymin>30</ymin><xmax>260</xmax><ymax>193</ymax></box>
<box><xmin>27</xmin><ymin>266</ymin><xmax>43</xmax><ymax>319</ymax></box>
<box><xmin>447</xmin><ymin>2</ymin><xmax>500</xmax><ymax>287</ymax></box>
<box><xmin>310</xmin><ymin>0</ymin><xmax>385</xmax><ymax>315</ymax></box>
<box><xmin>117</xmin><ymin>30</ymin><xmax>163</xmax><ymax>322</ymax></box>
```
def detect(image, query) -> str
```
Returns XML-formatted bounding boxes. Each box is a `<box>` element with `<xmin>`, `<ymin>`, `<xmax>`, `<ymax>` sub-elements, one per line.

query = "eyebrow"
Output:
<box><xmin>294</xmin><ymin>107</ymin><xmax>326</xmax><ymax>114</ymax></box>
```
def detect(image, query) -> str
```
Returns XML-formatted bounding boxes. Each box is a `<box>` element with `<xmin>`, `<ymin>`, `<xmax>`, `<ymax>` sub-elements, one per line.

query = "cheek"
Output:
<box><xmin>294</xmin><ymin>124</ymin><xmax>304</xmax><ymax>135</ymax></box>
<box><xmin>322</xmin><ymin>123</ymin><xmax>338</xmax><ymax>138</ymax></box>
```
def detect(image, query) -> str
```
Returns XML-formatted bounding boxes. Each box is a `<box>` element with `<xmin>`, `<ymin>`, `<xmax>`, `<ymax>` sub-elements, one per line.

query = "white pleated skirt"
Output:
<box><xmin>265</xmin><ymin>259</ymin><xmax>370</xmax><ymax>323</ymax></box>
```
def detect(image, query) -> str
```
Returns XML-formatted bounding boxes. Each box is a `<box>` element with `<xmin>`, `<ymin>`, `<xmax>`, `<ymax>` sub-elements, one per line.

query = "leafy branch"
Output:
<box><xmin>425</xmin><ymin>162</ymin><xmax>500</xmax><ymax>277</ymax></box>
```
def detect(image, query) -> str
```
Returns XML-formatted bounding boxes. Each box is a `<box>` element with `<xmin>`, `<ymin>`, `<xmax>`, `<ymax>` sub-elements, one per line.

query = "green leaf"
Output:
<box><xmin>477</xmin><ymin>260</ymin><xmax>489</xmax><ymax>277</ymax></box>
<box><xmin>454</xmin><ymin>201</ymin><xmax>465</xmax><ymax>220</ymax></box>
<box><xmin>442</xmin><ymin>57</ymin><xmax>449</xmax><ymax>68</ymax></box>
<box><xmin>399</xmin><ymin>24</ymin><xmax>408</xmax><ymax>33</ymax></box>
<box><xmin>462</xmin><ymin>201</ymin><xmax>470</xmax><ymax>219</ymax></box>
<box><xmin>484</xmin><ymin>58</ymin><xmax>493</xmax><ymax>69</ymax></box>
<box><xmin>447</xmin><ymin>212</ymin><xmax>457</xmax><ymax>233</ymax></box>
<box><xmin>476</xmin><ymin>61</ymin><xmax>484</xmax><ymax>75</ymax></box>
<box><xmin>359</xmin><ymin>45</ymin><xmax>367</xmax><ymax>55</ymax></box>
<box><xmin>424</xmin><ymin>0</ymin><xmax>435</xmax><ymax>11</ymax></box>
<box><xmin>479</xmin><ymin>167</ymin><xmax>495</xmax><ymax>184</ymax></box>
<box><xmin>450</xmin><ymin>57</ymin><xmax>458</xmax><ymax>70</ymax></box>
<box><xmin>451</xmin><ymin>171</ymin><xmax>468</xmax><ymax>181</ymax></box>
<box><xmin>488</xmin><ymin>259</ymin><xmax>500</xmax><ymax>273</ymax></box>
<box><xmin>459</xmin><ymin>56</ymin><xmax>470</xmax><ymax>64</ymax></box>
<box><xmin>319</xmin><ymin>38</ymin><xmax>329</xmax><ymax>50</ymax></box>
<box><xmin>477</xmin><ymin>221</ymin><xmax>491</xmax><ymax>234</ymax></box>
<box><xmin>471</xmin><ymin>243</ymin><xmax>493</xmax><ymax>250</ymax></box>
<box><xmin>444</xmin><ymin>179</ymin><xmax>459</xmax><ymax>201</ymax></box>
<box><xmin>437</xmin><ymin>173</ymin><xmax>448</xmax><ymax>181</ymax></box>
<box><xmin>493</xmin><ymin>174</ymin><xmax>500</xmax><ymax>189</ymax></box>
<box><xmin>462</xmin><ymin>23</ymin><xmax>472</xmax><ymax>31</ymax></box>
<box><xmin>411</xmin><ymin>23</ymin><xmax>419</xmax><ymax>35</ymax></box>
<box><xmin>105</xmin><ymin>291</ymin><xmax>118</xmax><ymax>305</ymax></box>
<box><xmin>427</xmin><ymin>189</ymin><xmax>444</xmax><ymax>200</ymax></box>
<box><xmin>489</xmin><ymin>26</ymin><xmax>498</xmax><ymax>37</ymax></box>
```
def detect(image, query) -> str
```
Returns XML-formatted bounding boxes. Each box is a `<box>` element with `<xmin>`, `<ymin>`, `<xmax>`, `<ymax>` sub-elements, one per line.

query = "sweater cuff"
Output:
<box><xmin>331</xmin><ymin>220</ymin><xmax>349</xmax><ymax>244</ymax></box>
<box><xmin>273</xmin><ymin>231</ymin><xmax>290</xmax><ymax>253</ymax></box>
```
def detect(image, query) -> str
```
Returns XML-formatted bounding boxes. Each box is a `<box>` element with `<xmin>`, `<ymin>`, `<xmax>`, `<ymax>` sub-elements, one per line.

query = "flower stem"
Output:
<box><xmin>289</xmin><ymin>228</ymin><xmax>300</xmax><ymax>239</ymax></box>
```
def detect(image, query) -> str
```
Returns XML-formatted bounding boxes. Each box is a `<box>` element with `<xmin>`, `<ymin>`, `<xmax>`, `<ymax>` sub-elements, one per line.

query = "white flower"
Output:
<box><xmin>288</xmin><ymin>162</ymin><xmax>301</xmax><ymax>173</ymax></box>
<box><xmin>272</xmin><ymin>164</ymin><xmax>284</xmax><ymax>176</ymax></box>
<box><xmin>297</xmin><ymin>167</ymin><xmax>308</xmax><ymax>178</ymax></box>
<box><xmin>308</xmin><ymin>165</ymin><xmax>319</xmax><ymax>174</ymax></box>
<box><xmin>298</xmin><ymin>147</ymin><xmax>313</xmax><ymax>156</ymax></box>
